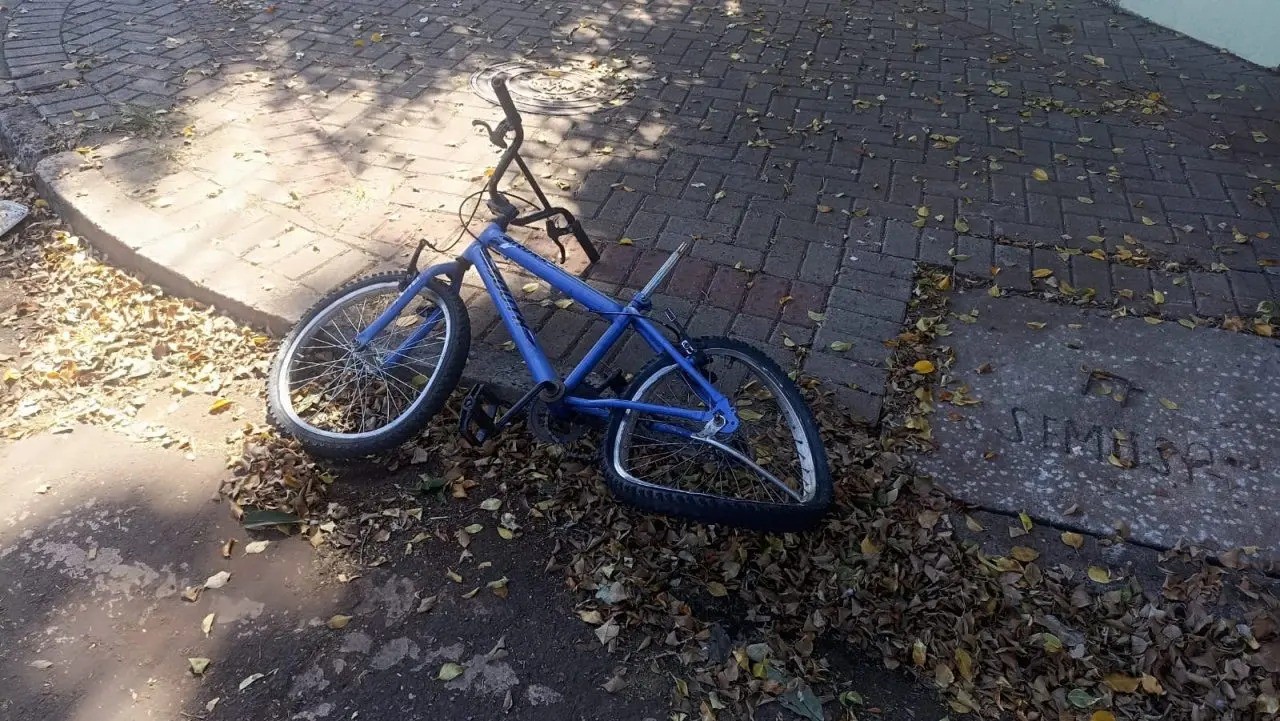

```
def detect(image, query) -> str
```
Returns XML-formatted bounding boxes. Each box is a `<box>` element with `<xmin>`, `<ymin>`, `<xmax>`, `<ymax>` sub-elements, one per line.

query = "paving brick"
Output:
<box><xmin>18</xmin><ymin>0</ymin><xmax>1277</xmax><ymax>422</ymax></box>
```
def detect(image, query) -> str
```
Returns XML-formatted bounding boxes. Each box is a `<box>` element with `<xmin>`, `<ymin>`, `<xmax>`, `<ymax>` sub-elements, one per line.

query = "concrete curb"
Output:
<box><xmin>36</xmin><ymin>150</ymin><xmax>315</xmax><ymax>333</ymax></box>
<box><xmin>33</xmin><ymin>148</ymin><xmax>532</xmax><ymax>396</ymax></box>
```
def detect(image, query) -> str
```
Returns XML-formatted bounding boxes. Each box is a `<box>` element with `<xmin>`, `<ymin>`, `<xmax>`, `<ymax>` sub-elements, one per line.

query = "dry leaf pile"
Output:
<box><xmin>219</xmin><ymin>266</ymin><xmax>1276</xmax><ymax>720</ymax></box>
<box><xmin>0</xmin><ymin>161</ymin><xmax>271</xmax><ymax>444</ymax></box>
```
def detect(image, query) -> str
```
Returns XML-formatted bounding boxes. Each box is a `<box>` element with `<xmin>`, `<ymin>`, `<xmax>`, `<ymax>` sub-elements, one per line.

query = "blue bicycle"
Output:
<box><xmin>267</xmin><ymin>77</ymin><xmax>833</xmax><ymax>530</ymax></box>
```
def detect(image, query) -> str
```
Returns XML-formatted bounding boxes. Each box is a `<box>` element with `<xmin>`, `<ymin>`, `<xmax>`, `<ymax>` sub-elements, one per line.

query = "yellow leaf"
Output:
<box><xmin>987</xmin><ymin>284</ymin><xmax>1002</xmax><ymax>297</ymax></box>
<box><xmin>1152</xmin><ymin>289</ymin><xmax>1165</xmax><ymax>304</ymax></box>
<box><xmin>953</xmin><ymin>218</ymin><xmax>970</xmax><ymax>233</ymax></box>
<box><xmin>208</xmin><ymin>398</ymin><xmax>233</xmax><ymax>414</ymax></box>
<box><xmin>1019</xmin><ymin>511</ymin><xmax>1033</xmax><ymax>530</ymax></box>
<box><xmin>1104</xmin><ymin>673</ymin><xmax>1140</xmax><ymax>693</ymax></box>
<box><xmin>437</xmin><ymin>662</ymin><xmax>465</xmax><ymax>681</ymax></box>
<box><xmin>916</xmin><ymin>205</ymin><xmax>929</xmax><ymax>218</ymax></box>
<box><xmin>353</xmin><ymin>38</ymin><xmax>365</xmax><ymax>47</ymax></box>
<box><xmin>1140</xmin><ymin>674</ymin><xmax>1165</xmax><ymax>695</ymax></box>
<box><xmin>370</xmin><ymin>32</ymin><xmax>384</xmax><ymax>42</ymax></box>
<box><xmin>188</xmin><ymin>657</ymin><xmax>211</xmax><ymax>675</ymax></box>
<box><xmin>1077</xmin><ymin>196</ymin><xmax>1095</xmax><ymax>204</ymax></box>
<box><xmin>1032</xmin><ymin>268</ymin><xmax>1054</xmax><ymax>278</ymax></box>
<box><xmin>954</xmin><ymin>648</ymin><xmax>973</xmax><ymax>680</ymax></box>
<box><xmin>807</xmin><ymin>310</ymin><xmax>825</xmax><ymax>321</ymax></box>
<box><xmin>1026</xmin><ymin>321</ymin><xmax>1046</xmax><ymax>330</ymax></box>
<box><xmin>201</xmin><ymin>613</ymin><xmax>215</xmax><ymax>637</ymax></box>
<box><xmin>618</xmin><ymin>237</ymin><xmax>634</xmax><ymax>245</ymax></box>
<box><xmin>707</xmin><ymin>582</ymin><xmax>728</xmax><ymax>597</ymax></box>
<box><xmin>1032</xmin><ymin>168</ymin><xmax>1050</xmax><ymax>181</ymax></box>
<box><xmin>829</xmin><ymin>341</ymin><xmax>852</xmax><ymax>352</ymax></box>
<box><xmin>327</xmin><ymin>614</ymin><xmax>352</xmax><ymax>629</ymax></box>
<box><xmin>912</xmin><ymin>360</ymin><xmax>935</xmax><ymax>374</ymax></box>
<box><xmin>859</xmin><ymin>536</ymin><xmax>880</xmax><ymax>555</ymax></box>
<box><xmin>521</xmin><ymin>282</ymin><xmax>540</xmax><ymax>294</ymax></box>
<box><xmin>1088</xmin><ymin>566</ymin><xmax>1112</xmax><ymax>583</ymax></box>
<box><xmin>965</xmin><ymin>515</ymin><xmax>984</xmax><ymax>532</ymax></box>
<box><xmin>1061</xmin><ymin>531</ymin><xmax>1084</xmax><ymax>549</ymax></box>
<box><xmin>1091</xmin><ymin>712</ymin><xmax>1116</xmax><ymax>721</ymax></box>
<box><xmin>1141</xmin><ymin>216</ymin><xmax>1156</xmax><ymax>226</ymax></box>
<box><xmin>816</xmin><ymin>204</ymin><xmax>833</xmax><ymax>213</ymax></box>
<box><xmin>553</xmin><ymin>299</ymin><xmax>573</xmax><ymax>310</ymax></box>
<box><xmin>1159</xmin><ymin>398</ymin><xmax>1178</xmax><ymax>410</ymax></box>
<box><xmin>1010</xmin><ymin>546</ymin><xmax>1039</xmax><ymax>562</ymax></box>
<box><xmin>911</xmin><ymin>639</ymin><xmax>926</xmax><ymax>666</ymax></box>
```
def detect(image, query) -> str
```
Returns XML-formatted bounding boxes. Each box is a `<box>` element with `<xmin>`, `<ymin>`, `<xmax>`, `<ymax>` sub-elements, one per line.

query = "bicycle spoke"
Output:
<box><xmin>615</xmin><ymin>348</ymin><xmax>813</xmax><ymax>506</ymax></box>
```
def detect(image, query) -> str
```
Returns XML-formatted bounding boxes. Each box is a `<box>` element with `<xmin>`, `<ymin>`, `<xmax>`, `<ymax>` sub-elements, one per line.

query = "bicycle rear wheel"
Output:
<box><xmin>601</xmin><ymin>337</ymin><xmax>832</xmax><ymax>532</ymax></box>
<box><xmin>267</xmin><ymin>272</ymin><xmax>470</xmax><ymax>458</ymax></box>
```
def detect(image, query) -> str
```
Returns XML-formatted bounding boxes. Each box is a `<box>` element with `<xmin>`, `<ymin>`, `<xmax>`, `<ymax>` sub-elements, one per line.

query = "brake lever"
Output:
<box><xmin>471</xmin><ymin>119</ymin><xmax>509</xmax><ymax>148</ymax></box>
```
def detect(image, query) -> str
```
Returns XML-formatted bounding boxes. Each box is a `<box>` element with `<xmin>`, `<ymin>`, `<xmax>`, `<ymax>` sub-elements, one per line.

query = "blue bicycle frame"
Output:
<box><xmin>352</xmin><ymin>223</ymin><xmax>739</xmax><ymax>433</ymax></box>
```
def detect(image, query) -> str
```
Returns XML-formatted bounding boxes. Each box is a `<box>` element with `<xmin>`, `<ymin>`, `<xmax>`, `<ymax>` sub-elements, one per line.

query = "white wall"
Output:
<box><xmin>1120</xmin><ymin>0</ymin><xmax>1280</xmax><ymax>69</ymax></box>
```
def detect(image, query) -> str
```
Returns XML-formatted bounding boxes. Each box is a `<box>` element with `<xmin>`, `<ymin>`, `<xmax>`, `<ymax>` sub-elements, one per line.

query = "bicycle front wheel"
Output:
<box><xmin>267</xmin><ymin>272</ymin><xmax>470</xmax><ymax>458</ymax></box>
<box><xmin>601</xmin><ymin>337</ymin><xmax>832</xmax><ymax>532</ymax></box>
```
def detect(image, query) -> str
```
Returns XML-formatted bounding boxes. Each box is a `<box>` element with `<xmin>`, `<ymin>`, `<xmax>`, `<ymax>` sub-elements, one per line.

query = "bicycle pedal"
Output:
<box><xmin>459</xmin><ymin>384</ymin><xmax>506</xmax><ymax>446</ymax></box>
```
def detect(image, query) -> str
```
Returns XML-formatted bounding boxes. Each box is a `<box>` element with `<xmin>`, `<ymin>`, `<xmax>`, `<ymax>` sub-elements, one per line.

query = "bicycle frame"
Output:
<box><xmin>353</xmin><ymin>222</ymin><xmax>739</xmax><ymax>433</ymax></box>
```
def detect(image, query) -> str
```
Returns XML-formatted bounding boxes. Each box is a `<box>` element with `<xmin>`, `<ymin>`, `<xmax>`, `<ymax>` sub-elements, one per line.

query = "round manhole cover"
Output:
<box><xmin>470</xmin><ymin>61</ymin><xmax>627</xmax><ymax>116</ymax></box>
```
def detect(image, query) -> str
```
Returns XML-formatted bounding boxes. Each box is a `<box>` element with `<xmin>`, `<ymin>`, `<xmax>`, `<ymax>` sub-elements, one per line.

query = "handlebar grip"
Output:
<box><xmin>490</xmin><ymin>76</ymin><xmax>521</xmax><ymax>129</ymax></box>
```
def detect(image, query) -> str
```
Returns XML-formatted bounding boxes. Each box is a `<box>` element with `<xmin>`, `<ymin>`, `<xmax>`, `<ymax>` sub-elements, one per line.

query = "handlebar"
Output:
<box><xmin>486</xmin><ymin>77</ymin><xmax>523</xmax><ymax>221</ymax></box>
<box><xmin>480</xmin><ymin>75</ymin><xmax>600</xmax><ymax>264</ymax></box>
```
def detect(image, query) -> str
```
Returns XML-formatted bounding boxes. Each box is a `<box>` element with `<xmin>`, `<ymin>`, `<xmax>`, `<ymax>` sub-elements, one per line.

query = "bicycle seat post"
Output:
<box><xmin>634</xmin><ymin>243</ymin><xmax>688</xmax><ymax>306</ymax></box>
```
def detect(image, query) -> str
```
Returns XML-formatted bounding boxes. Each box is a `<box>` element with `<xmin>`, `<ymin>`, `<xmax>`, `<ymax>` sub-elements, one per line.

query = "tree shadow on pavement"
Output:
<box><xmin>0</xmin><ymin>424</ymin><xmax>671</xmax><ymax>721</ymax></box>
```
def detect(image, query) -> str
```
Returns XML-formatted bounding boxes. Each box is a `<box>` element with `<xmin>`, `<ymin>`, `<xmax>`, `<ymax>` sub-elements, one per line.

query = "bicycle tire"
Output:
<box><xmin>267</xmin><ymin>272</ymin><xmax>470</xmax><ymax>458</ymax></box>
<box><xmin>601</xmin><ymin>337</ymin><xmax>832</xmax><ymax>532</ymax></box>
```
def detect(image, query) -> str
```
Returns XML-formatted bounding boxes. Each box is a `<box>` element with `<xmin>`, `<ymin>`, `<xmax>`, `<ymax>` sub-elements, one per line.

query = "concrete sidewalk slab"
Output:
<box><xmin>919</xmin><ymin>291</ymin><xmax>1280</xmax><ymax>557</ymax></box>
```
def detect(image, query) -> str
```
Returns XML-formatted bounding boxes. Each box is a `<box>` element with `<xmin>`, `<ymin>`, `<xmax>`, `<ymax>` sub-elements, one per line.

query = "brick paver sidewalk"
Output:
<box><xmin>3</xmin><ymin>0</ymin><xmax>1277</xmax><ymax>420</ymax></box>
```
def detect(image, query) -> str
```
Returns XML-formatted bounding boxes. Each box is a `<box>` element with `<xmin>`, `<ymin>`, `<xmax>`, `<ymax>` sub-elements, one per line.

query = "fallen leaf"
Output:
<box><xmin>241</xmin><ymin>509</ymin><xmax>302</xmax><ymax>529</ymax></box>
<box><xmin>1010</xmin><ymin>546</ymin><xmax>1039</xmax><ymax>562</ymax></box>
<box><xmin>1077</xmin><ymin>196</ymin><xmax>1095</xmax><ymax>205</ymax></box>
<box><xmin>912</xmin><ymin>639</ymin><xmax>927</xmax><ymax>666</ymax></box>
<box><xmin>480</xmin><ymin>498</ymin><xmax>502</xmax><ymax>511</ymax></box>
<box><xmin>521</xmin><ymin>282</ymin><xmax>540</xmax><ymax>293</ymax></box>
<box><xmin>859</xmin><ymin>536</ymin><xmax>881</xmax><ymax>554</ymax></box>
<box><xmin>30</xmin><ymin>660</ymin><xmax>53</xmax><ymax>669</ymax></box>
<box><xmin>1091</xmin><ymin>712</ymin><xmax>1116</xmax><ymax>721</ymax></box>
<box><xmin>807</xmin><ymin>310</ymin><xmax>825</xmax><ymax>322</ymax></box>
<box><xmin>1032</xmin><ymin>268</ymin><xmax>1054</xmax><ymax>278</ymax></box>
<box><xmin>437</xmin><ymin>662</ymin><xmax>465</xmax><ymax>681</ymax></box>
<box><xmin>238</xmin><ymin>672</ymin><xmax>265</xmax><ymax>691</ymax></box>
<box><xmin>204</xmin><ymin>571</ymin><xmax>231</xmax><ymax>589</ymax></box>
<box><xmin>1104</xmin><ymin>673</ymin><xmax>1140</xmax><ymax>693</ymax></box>
<box><xmin>829</xmin><ymin>341</ymin><xmax>852</xmax><ymax>352</ymax></box>
<box><xmin>1061</xmin><ymin>531</ymin><xmax>1084</xmax><ymax>549</ymax></box>
<box><xmin>1088</xmin><ymin>566</ymin><xmax>1112</xmax><ymax>583</ymax></box>
<box><xmin>707</xmin><ymin>581</ymin><xmax>728</xmax><ymax>597</ymax></box>
<box><xmin>1159</xmin><ymin>398</ymin><xmax>1178</xmax><ymax>410</ymax></box>
<box><xmin>618</xmin><ymin>237</ymin><xmax>633</xmax><ymax>246</ymax></box>
<box><xmin>202</xmin><ymin>613</ymin><xmax>215</xmax><ymax>637</ymax></box>
<box><xmin>912</xmin><ymin>360</ymin><xmax>935</xmax><ymax>374</ymax></box>
<box><xmin>1032</xmin><ymin>168</ymin><xmax>1050</xmax><ymax>181</ymax></box>
<box><xmin>243</xmin><ymin>540</ymin><xmax>269</xmax><ymax>555</ymax></box>
<box><xmin>208</xmin><ymin>398</ymin><xmax>233</xmax><ymax>414</ymax></box>
<box><xmin>188</xmin><ymin>658</ymin><xmax>211</xmax><ymax>675</ymax></box>
<box><xmin>553</xmin><ymin>299</ymin><xmax>573</xmax><ymax>310</ymax></box>
<box><xmin>816</xmin><ymin>205</ymin><xmax>833</xmax><ymax>213</ymax></box>
<box><xmin>327</xmin><ymin>614</ymin><xmax>352</xmax><ymax>630</ymax></box>
<box><xmin>595</xmin><ymin>618</ymin><xmax>620</xmax><ymax>645</ymax></box>
<box><xmin>1019</xmin><ymin>511</ymin><xmax>1033</xmax><ymax>531</ymax></box>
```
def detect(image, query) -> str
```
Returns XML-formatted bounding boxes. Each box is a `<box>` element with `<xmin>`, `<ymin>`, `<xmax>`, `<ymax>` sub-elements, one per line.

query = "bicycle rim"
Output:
<box><xmin>611</xmin><ymin>348</ymin><xmax>819</xmax><ymax>505</ymax></box>
<box><xmin>276</xmin><ymin>280</ymin><xmax>453</xmax><ymax>441</ymax></box>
